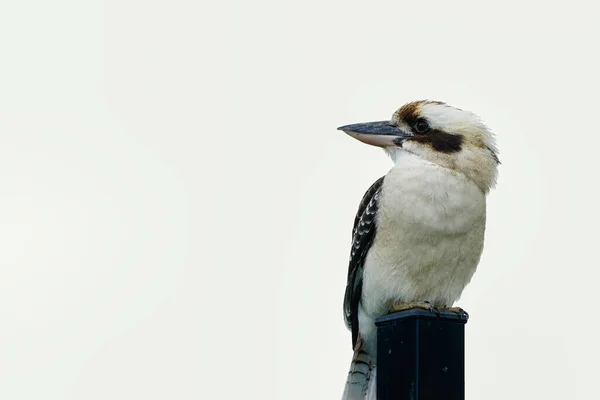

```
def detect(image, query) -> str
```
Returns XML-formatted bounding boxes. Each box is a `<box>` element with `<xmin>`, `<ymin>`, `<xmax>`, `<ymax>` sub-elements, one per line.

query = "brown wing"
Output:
<box><xmin>343</xmin><ymin>176</ymin><xmax>384</xmax><ymax>349</ymax></box>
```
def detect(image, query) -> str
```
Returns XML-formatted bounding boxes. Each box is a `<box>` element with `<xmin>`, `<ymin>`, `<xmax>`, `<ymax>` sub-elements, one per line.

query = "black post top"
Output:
<box><xmin>375</xmin><ymin>309</ymin><xmax>469</xmax><ymax>326</ymax></box>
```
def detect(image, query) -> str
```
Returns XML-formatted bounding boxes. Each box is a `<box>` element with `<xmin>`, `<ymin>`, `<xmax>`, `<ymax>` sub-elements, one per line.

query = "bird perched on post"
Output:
<box><xmin>338</xmin><ymin>100</ymin><xmax>499</xmax><ymax>400</ymax></box>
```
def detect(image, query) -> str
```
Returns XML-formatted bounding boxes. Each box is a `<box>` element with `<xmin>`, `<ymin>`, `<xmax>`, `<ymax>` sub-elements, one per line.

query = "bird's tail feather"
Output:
<box><xmin>341</xmin><ymin>340</ymin><xmax>376</xmax><ymax>400</ymax></box>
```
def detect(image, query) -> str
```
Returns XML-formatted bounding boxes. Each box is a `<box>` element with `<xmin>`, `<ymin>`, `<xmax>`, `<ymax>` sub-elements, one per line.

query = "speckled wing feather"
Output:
<box><xmin>344</xmin><ymin>176</ymin><xmax>384</xmax><ymax>349</ymax></box>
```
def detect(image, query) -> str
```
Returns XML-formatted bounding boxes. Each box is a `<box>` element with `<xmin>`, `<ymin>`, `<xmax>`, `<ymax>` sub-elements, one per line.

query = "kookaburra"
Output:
<box><xmin>338</xmin><ymin>100</ymin><xmax>499</xmax><ymax>400</ymax></box>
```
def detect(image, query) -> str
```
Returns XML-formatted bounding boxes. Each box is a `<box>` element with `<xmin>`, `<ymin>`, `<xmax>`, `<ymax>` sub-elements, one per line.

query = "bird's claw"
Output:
<box><xmin>389</xmin><ymin>302</ymin><xmax>469</xmax><ymax>320</ymax></box>
<box><xmin>442</xmin><ymin>306</ymin><xmax>469</xmax><ymax>320</ymax></box>
<box><xmin>389</xmin><ymin>300</ymin><xmax>440</xmax><ymax>316</ymax></box>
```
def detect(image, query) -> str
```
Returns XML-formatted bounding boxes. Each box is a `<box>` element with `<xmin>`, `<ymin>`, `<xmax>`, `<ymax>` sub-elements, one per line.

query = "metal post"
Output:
<box><xmin>375</xmin><ymin>309</ymin><xmax>468</xmax><ymax>400</ymax></box>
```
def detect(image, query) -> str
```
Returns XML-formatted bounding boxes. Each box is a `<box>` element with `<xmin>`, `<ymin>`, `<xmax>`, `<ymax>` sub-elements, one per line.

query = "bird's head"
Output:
<box><xmin>339</xmin><ymin>100</ymin><xmax>499</xmax><ymax>193</ymax></box>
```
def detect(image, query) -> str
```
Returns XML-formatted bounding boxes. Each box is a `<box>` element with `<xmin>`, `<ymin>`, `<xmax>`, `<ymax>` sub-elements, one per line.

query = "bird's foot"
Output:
<box><xmin>389</xmin><ymin>300</ymin><xmax>440</xmax><ymax>316</ymax></box>
<box><xmin>440</xmin><ymin>306</ymin><xmax>469</xmax><ymax>320</ymax></box>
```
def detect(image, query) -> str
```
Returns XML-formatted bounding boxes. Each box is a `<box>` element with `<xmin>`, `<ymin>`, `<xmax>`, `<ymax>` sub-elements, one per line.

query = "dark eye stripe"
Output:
<box><xmin>408</xmin><ymin>131</ymin><xmax>464</xmax><ymax>153</ymax></box>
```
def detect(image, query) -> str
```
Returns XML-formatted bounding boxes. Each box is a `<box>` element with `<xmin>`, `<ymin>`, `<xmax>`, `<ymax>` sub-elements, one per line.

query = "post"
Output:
<box><xmin>375</xmin><ymin>309</ymin><xmax>469</xmax><ymax>400</ymax></box>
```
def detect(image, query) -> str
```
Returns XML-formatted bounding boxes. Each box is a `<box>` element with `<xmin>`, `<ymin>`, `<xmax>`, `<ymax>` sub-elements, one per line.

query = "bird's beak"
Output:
<box><xmin>337</xmin><ymin>121</ymin><xmax>413</xmax><ymax>148</ymax></box>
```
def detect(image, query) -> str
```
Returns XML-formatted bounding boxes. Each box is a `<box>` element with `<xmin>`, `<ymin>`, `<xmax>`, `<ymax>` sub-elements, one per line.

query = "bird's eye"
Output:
<box><xmin>414</xmin><ymin>119</ymin><xmax>430</xmax><ymax>133</ymax></box>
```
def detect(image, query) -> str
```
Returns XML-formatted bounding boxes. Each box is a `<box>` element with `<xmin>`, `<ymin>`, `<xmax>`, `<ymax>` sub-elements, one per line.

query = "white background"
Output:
<box><xmin>1</xmin><ymin>1</ymin><xmax>599</xmax><ymax>399</ymax></box>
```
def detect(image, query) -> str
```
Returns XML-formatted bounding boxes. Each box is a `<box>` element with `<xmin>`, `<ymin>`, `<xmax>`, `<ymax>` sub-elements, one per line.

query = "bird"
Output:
<box><xmin>337</xmin><ymin>100</ymin><xmax>499</xmax><ymax>400</ymax></box>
